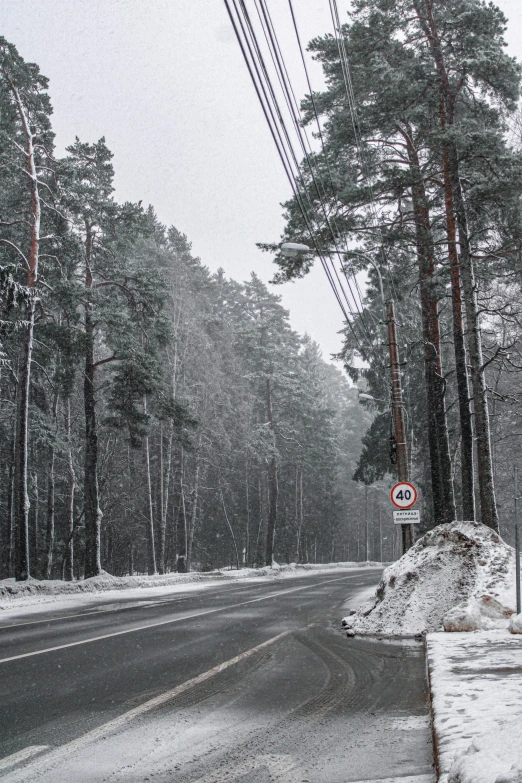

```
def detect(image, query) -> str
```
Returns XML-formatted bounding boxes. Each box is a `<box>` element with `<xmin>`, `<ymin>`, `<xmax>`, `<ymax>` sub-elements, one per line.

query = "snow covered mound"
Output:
<box><xmin>447</xmin><ymin>738</ymin><xmax>521</xmax><ymax>783</ymax></box>
<box><xmin>509</xmin><ymin>613</ymin><xmax>522</xmax><ymax>634</ymax></box>
<box><xmin>342</xmin><ymin>521</ymin><xmax>516</xmax><ymax>636</ymax></box>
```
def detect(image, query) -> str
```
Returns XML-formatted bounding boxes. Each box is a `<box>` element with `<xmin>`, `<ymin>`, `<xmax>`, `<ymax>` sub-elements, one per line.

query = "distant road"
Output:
<box><xmin>0</xmin><ymin>569</ymin><xmax>434</xmax><ymax>782</ymax></box>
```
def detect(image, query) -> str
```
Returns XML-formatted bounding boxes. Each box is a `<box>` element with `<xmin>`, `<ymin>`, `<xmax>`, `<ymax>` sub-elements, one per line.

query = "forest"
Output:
<box><xmin>3</xmin><ymin>0</ymin><xmax>522</xmax><ymax>584</ymax></box>
<box><xmin>0</xmin><ymin>36</ymin><xmax>383</xmax><ymax>582</ymax></box>
<box><xmin>259</xmin><ymin>0</ymin><xmax>522</xmax><ymax>543</ymax></box>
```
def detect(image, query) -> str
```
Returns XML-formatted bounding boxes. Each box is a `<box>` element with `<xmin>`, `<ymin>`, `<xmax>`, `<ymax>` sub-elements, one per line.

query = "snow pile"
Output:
<box><xmin>509</xmin><ymin>613</ymin><xmax>522</xmax><ymax>634</ymax></box>
<box><xmin>427</xmin><ymin>631</ymin><xmax>522</xmax><ymax>783</ymax></box>
<box><xmin>447</xmin><ymin>740</ymin><xmax>520</xmax><ymax>783</ymax></box>
<box><xmin>0</xmin><ymin>570</ymin><xmax>221</xmax><ymax>604</ymax></box>
<box><xmin>222</xmin><ymin>560</ymin><xmax>381</xmax><ymax>579</ymax></box>
<box><xmin>342</xmin><ymin>521</ymin><xmax>516</xmax><ymax>636</ymax></box>
<box><xmin>443</xmin><ymin>594</ymin><xmax>513</xmax><ymax>632</ymax></box>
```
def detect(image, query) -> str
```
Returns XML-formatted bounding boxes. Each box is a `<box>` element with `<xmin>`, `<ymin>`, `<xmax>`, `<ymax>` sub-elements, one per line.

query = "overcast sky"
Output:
<box><xmin>1</xmin><ymin>0</ymin><xmax>521</xmax><ymax>361</ymax></box>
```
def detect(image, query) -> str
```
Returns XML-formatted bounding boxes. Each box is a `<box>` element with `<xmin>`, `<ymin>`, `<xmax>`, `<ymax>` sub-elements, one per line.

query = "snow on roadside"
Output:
<box><xmin>0</xmin><ymin>560</ymin><xmax>382</xmax><ymax>619</ymax></box>
<box><xmin>427</xmin><ymin>631</ymin><xmax>522</xmax><ymax>783</ymax></box>
<box><xmin>342</xmin><ymin>521</ymin><xmax>516</xmax><ymax>636</ymax></box>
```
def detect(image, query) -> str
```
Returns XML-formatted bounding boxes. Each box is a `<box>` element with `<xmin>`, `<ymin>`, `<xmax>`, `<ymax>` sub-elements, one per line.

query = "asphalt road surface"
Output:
<box><xmin>0</xmin><ymin>569</ymin><xmax>434</xmax><ymax>782</ymax></box>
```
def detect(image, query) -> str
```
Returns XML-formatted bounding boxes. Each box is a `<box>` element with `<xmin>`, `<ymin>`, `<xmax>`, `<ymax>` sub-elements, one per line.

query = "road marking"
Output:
<box><xmin>0</xmin><ymin>747</ymin><xmax>49</xmax><ymax>772</ymax></box>
<box><xmin>0</xmin><ymin>574</ymin><xmax>357</xmax><ymax>664</ymax></box>
<box><xmin>0</xmin><ymin>573</ymin><xmax>370</xmax><ymax>631</ymax></box>
<box><xmin>0</xmin><ymin>603</ymin><xmax>160</xmax><ymax>631</ymax></box>
<box><xmin>0</xmin><ymin>631</ymin><xmax>291</xmax><ymax>782</ymax></box>
<box><xmin>0</xmin><ymin>582</ymin><xmax>269</xmax><ymax>630</ymax></box>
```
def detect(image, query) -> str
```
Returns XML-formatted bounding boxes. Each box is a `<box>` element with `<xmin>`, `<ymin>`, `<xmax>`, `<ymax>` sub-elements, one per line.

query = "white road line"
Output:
<box><xmin>0</xmin><ymin>582</ymin><xmax>266</xmax><ymax>630</ymax></box>
<box><xmin>0</xmin><ymin>574</ymin><xmax>356</xmax><ymax>664</ymax></box>
<box><xmin>0</xmin><ymin>603</ymin><xmax>158</xmax><ymax>631</ymax></box>
<box><xmin>0</xmin><ymin>630</ymin><xmax>291</xmax><ymax>782</ymax></box>
<box><xmin>0</xmin><ymin>747</ymin><xmax>49</xmax><ymax>772</ymax></box>
<box><xmin>0</xmin><ymin>573</ymin><xmax>367</xmax><ymax>631</ymax></box>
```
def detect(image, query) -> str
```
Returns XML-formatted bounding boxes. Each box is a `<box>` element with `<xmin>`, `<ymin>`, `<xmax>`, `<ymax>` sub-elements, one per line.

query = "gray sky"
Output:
<box><xmin>1</xmin><ymin>0</ymin><xmax>521</xmax><ymax>361</ymax></box>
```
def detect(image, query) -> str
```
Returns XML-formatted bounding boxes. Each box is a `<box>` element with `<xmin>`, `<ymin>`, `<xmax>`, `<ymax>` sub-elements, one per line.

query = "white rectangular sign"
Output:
<box><xmin>393</xmin><ymin>509</ymin><xmax>420</xmax><ymax>525</ymax></box>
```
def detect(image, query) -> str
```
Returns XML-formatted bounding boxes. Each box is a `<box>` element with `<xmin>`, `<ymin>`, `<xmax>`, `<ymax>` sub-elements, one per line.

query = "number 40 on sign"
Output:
<box><xmin>390</xmin><ymin>481</ymin><xmax>418</xmax><ymax>510</ymax></box>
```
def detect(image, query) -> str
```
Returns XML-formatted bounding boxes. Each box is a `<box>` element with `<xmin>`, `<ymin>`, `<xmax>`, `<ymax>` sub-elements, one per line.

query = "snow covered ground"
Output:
<box><xmin>339</xmin><ymin>521</ymin><xmax>522</xmax><ymax>782</ymax></box>
<box><xmin>0</xmin><ymin>560</ymin><xmax>382</xmax><ymax>620</ymax></box>
<box><xmin>427</xmin><ymin>630</ymin><xmax>522</xmax><ymax>783</ymax></box>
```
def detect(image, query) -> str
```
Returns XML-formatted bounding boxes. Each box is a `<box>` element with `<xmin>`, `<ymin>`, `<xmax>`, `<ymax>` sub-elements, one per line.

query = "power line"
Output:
<box><xmin>328</xmin><ymin>0</ymin><xmax>402</xmax><ymax>306</ymax></box>
<box><xmin>224</xmin><ymin>0</ymin><xmax>379</xmax><ymax>362</ymax></box>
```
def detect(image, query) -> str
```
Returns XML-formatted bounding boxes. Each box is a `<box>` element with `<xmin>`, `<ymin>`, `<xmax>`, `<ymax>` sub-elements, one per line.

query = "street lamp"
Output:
<box><xmin>358</xmin><ymin>392</ymin><xmax>385</xmax><ymax>403</ymax></box>
<box><xmin>281</xmin><ymin>242</ymin><xmax>310</xmax><ymax>258</ymax></box>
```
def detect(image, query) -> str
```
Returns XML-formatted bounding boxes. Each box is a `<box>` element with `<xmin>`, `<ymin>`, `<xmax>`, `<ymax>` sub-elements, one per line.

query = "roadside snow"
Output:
<box><xmin>342</xmin><ymin>522</ymin><xmax>517</xmax><ymax>636</ymax></box>
<box><xmin>0</xmin><ymin>561</ymin><xmax>382</xmax><ymax>620</ymax></box>
<box><xmin>509</xmin><ymin>613</ymin><xmax>522</xmax><ymax>634</ymax></box>
<box><xmin>427</xmin><ymin>631</ymin><xmax>522</xmax><ymax>783</ymax></box>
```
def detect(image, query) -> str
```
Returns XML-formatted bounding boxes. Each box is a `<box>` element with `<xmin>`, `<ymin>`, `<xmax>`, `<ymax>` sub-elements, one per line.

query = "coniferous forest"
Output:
<box><xmin>0</xmin><ymin>37</ymin><xmax>379</xmax><ymax>582</ymax></box>
<box><xmin>3</xmin><ymin>0</ymin><xmax>522</xmax><ymax>583</ymax></box>
<box><xmin>262</xmin><ymin>0</ymin><xmax>522</xmax><ymax>543</ymax></box>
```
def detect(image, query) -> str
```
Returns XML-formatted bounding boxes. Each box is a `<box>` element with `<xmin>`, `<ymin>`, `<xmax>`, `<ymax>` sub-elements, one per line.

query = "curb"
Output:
<box><xmin>424</xmin><ymin>635</ymin><xmax>442</xmax><ymax>782</ymax></box>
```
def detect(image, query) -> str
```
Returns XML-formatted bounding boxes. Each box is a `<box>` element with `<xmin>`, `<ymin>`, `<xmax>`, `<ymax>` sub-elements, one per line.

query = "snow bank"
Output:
<box><xmin>509</xmin><ymin>613</ymin><xmax>522</xmax><ymax>634</ymax></box>
<box><xmin>0</xmin><ymin>560</ymin><xmax>381</xmax><ymax>614</ymax></box>
<box><xmin>342</xmin><ymin>521</ymin><xmax>516</xmax><ymax>636</ymax></box>
<box><xmin>427</xmin><ymin>631</ymin><xmax>522</xmax><ymax>783</ymax></box>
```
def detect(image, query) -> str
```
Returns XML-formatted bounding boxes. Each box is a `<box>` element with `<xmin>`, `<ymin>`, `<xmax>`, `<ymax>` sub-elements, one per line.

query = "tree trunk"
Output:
<box><xmin>144</xmin><ymin>397</ymin><xmax>157</xmax><ymax>575</ymax></box>
<box><xmin>451</xmin><ymin>165</ymin><xmax>498</xmax><ymax>529</ymax></box>
<box><xmin>43</xmin><ymin>392</ymin><xmax>58</xmax><ymax>580</ymax></box>
<box><xmin>220</xmin><ymin>487</ymin><xmax>240</xmax><ymax>570</ymax></box>
<box><xmin>30</xmin><ymin>468</ymin><xmax>38</xmax><ymax>577</ymax></box>
<box><xmin>416</xmin><ymin>0</ymin><xmax>498</xmax><ymax>530</ymax></box>
<box><xmin>83</xmin><ymin>225</ymin><xmax>102</xmax><ymax>578</ymax></box>
<box><xmin>43</xmin><ymin>446</ymin><xmax>55</xmax><ymax>580</ymax></box>
<box><xmin>404</xmin><ymin>128</ymin><xmax>456</xmax><ymax>525</ymax></box>
<box><xmin>187</xmin><ymin>454</ymin><xmax>201</xmax><ymax>571</ymax></box>
<box><xmin>441</xmin><ymin>136</ymin><xmax>475</xmax><ymax>520</ymax></box>
<box><xmin>14</xmin><ymin>297</ymin><xmax>35</xmax><ymax>581</ymax></box>
<box><xmin>1</xmin><ymin>429</ymin><xmax>15</xmax><ymax>579</ymax></box>
<box><xmin>158</xmin><ymin>423</ymin><xmax>165</xmax><ymax>574</ymax></box>
<box><xmin>177</xmin><ymin>448</ymin><xmax>187</xmax><ymax>573</ymax></box>
<box><xmin>254</xmin><ymin>474</ymin><xmax>265</xmax><ymax>567</ymax></box>
<box><xmin>11</xmin><ymin>84</ymin><xmax>41</xmax><ymax>581</ymax></box>
<box><xmin>84</xmin><ymin>306</ymin><xmax>102</xmax><ymax>577</ymax></box>
<box><xmin>64</xmin><ymin>396</ymin><xmax>75</xmax><ymax>581</ymax></box>
<box><xmin>245</xmin><ymin>461</ymin><xmax>250</xmax><ymax>566</ymax></box>
<box><xmin>265</xmin><ymin>378</ymin><xmax>278</xmax><ymax>566</ymax></box>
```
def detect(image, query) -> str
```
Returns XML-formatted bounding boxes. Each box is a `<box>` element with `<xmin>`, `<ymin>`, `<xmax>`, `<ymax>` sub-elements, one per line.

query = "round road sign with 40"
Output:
<box><xmin>390</xmin><ymin>481</ymin><xmax>418</xmax><ymax>510</ymax></box>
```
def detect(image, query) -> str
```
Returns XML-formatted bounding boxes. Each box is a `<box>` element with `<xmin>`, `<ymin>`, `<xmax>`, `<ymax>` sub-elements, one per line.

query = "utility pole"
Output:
<box><xmin>365</xmin><ymin>484</ymin><xmax>369</xmax><ymax>562</ymax></box>
<box><xmin>387</xmin><ymin>300</ymin><xmax>414</xmax><ymax>553</ymax></box>
<box><xmin>378</xmin><ymin>505</ymin><xmax>382</xmax><ymax>562</ymax></box>
<box><xmin>515</xmin><ymin>467</ymin><xmax>521</xmax><ymax>614</ymax></box>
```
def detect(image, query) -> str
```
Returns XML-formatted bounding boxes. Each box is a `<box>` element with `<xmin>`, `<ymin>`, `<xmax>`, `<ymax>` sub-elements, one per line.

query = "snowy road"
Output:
<box><xmin>0</xmin><ymin>569</ymin><xmax>434</xmax><ymax>782</ymax></box>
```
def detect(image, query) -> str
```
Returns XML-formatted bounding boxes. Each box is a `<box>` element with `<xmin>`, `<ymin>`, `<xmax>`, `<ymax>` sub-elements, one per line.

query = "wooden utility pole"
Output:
<box><xmin>387</xmin><ymin>300</ymin><xmax>414</xmax><ymax>553</ymax></box>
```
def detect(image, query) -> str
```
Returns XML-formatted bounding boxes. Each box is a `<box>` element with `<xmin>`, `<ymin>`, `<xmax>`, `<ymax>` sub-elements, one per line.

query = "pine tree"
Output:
<box><xmin>0</xmin><ymin>39</ymin><xmax>55</xmax><ymax>579</ymax></box>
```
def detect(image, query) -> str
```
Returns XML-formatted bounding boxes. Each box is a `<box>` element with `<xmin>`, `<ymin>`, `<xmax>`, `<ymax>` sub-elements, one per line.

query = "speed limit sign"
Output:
<box><xmin>390</xmin><ymin>481</ymin><xmax>418</xmax><ymax>510</ymax></box>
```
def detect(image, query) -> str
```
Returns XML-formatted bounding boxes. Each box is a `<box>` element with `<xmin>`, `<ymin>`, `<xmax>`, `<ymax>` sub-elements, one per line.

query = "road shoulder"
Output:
<box><xmin>427</xmin><ymin>630</ymin><xmax>522</xmax><ymax>782</ymax></box>
<box><xmin>0</xmin><ymin>563</ymin><xmax>382</xmax><ymax>622</ymax></box>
